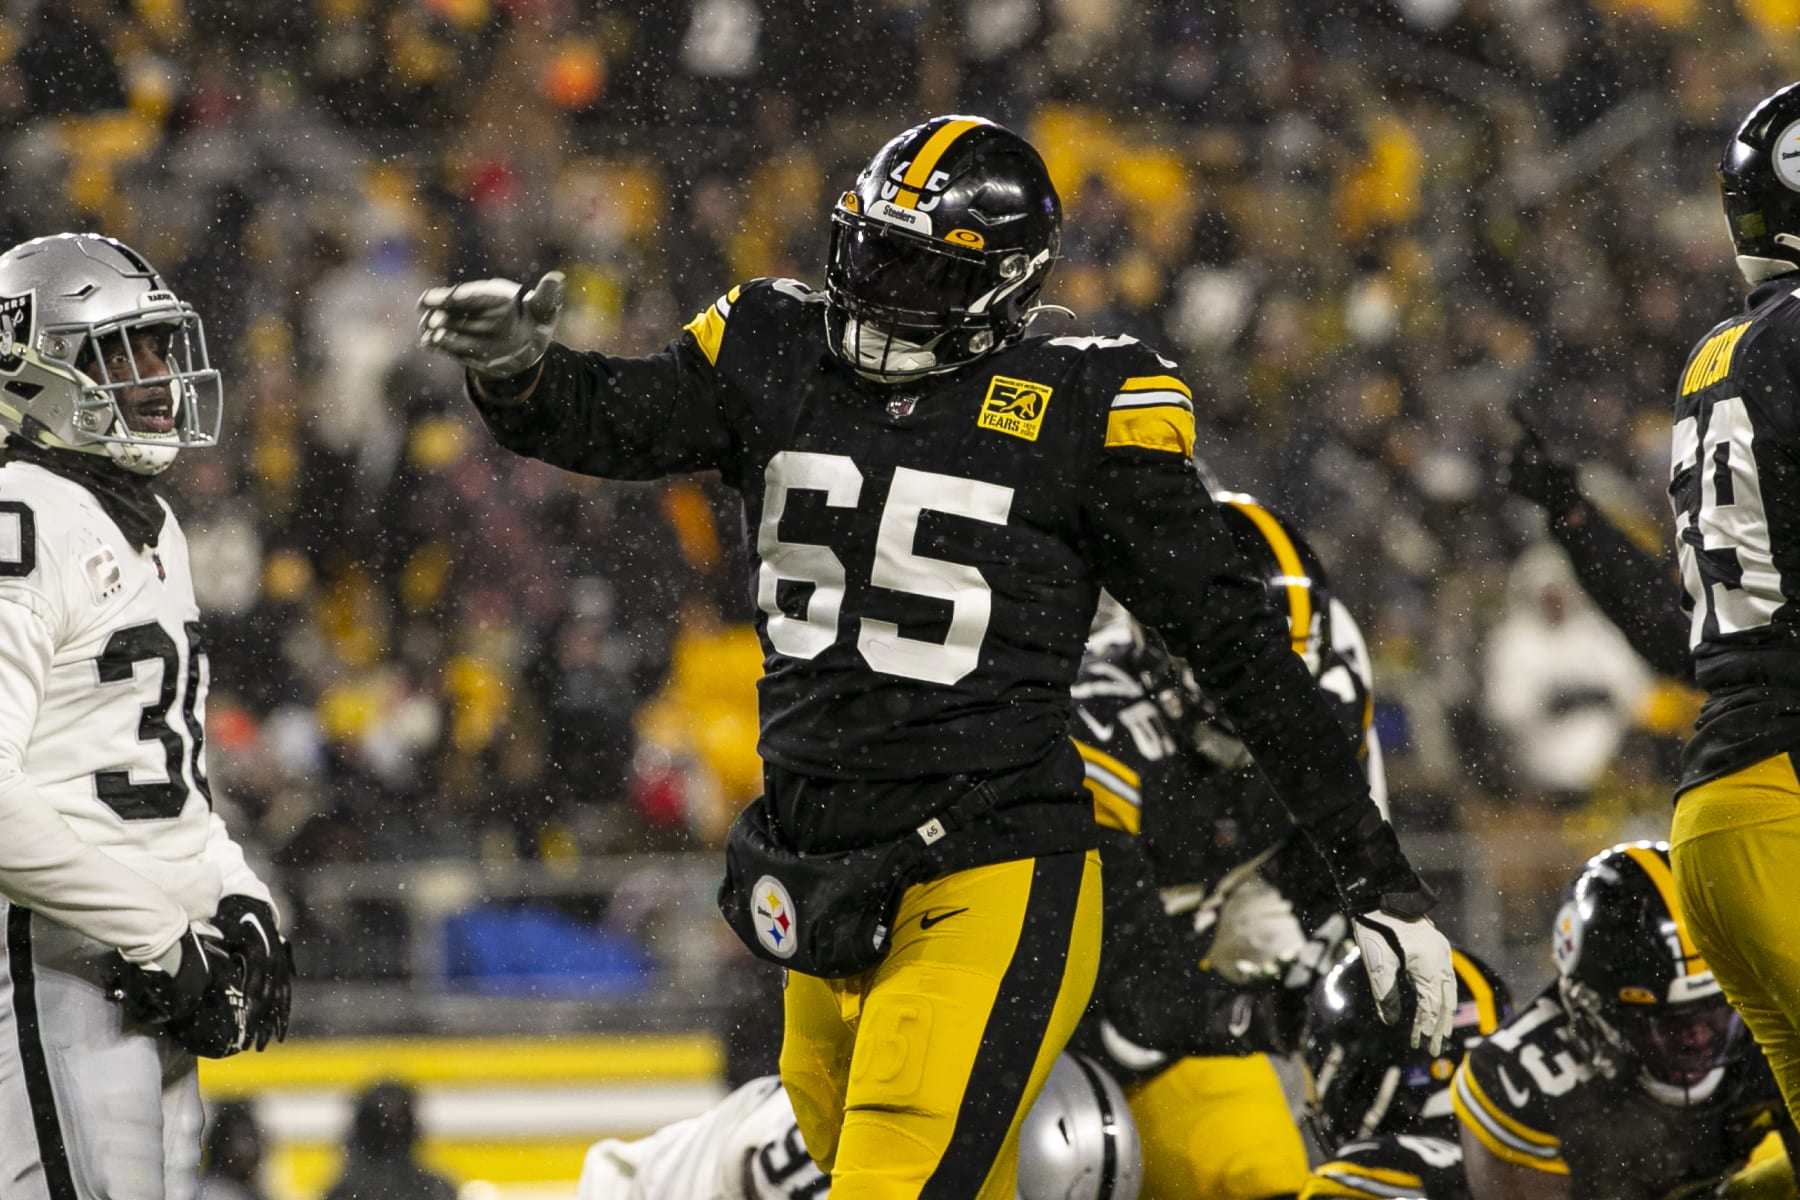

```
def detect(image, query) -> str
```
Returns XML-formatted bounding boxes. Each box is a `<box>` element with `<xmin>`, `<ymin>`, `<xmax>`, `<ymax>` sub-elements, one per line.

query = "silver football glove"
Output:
<box><xmin>417</xmin><ymin>270</ymin><xmax>566</xmax><ymax>380</ymax></box>
<box><xmin>1352</xmin><ymin>909</ymin><xmax>1456</xmax><ymax>1056</ymax></box>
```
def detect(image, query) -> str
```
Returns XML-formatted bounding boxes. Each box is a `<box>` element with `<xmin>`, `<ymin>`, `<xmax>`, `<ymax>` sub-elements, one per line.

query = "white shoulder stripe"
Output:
<box><xmin>1318</xmin><ymin>1167</ymin><xmax>1423</xmax><ymax>1199</ymax></box>
<box><xmin>1110</xmin><ymin>390</ymin><xmax>1193</xmax><ymax>412</ymax></box>
<box><xmin>1082</xmin><ymin>761</ymin><xmax>1141</xmax><ymax>807</ymax></box>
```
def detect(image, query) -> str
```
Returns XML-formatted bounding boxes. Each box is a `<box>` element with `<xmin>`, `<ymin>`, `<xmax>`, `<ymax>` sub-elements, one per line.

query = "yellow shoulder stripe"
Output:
<box><xmin>1452</xmin><ymin>1066</ymin><xmax>1568</xmax><ymax>1175</ymax></box>
<box><xmin>1119</xmin><ymin>374</ymin><xmax>1193</xmax><ymax>400</ymax></box>
<box><xmin>1298</xmin><ymin>1180</ymin><xmax>1370</xmax><ymax>1199</ymax></box>
<box><xmin>1312</xmin><ymin>1161</ymin><xmax>1426</xmax><ymax>1194</ymax></box>
<box><xmin>1084</xmin><ymin>779</ymin><xmax>1141</xmax><ymax>835</ymax></box>
<box><xmin>681</xmin><ymin>285</ymin><xmax>741</xmax><ymax>366</ymax></box>
<box><xmin>1456</xmin><ymin>1064</ymin><xmax>1560</xmax><ymax>1148</ymax></box>
<box><xmin>1105</xmin><ymin>404</ymin><xmax>1194</xmax><ymax>457</ymax></box>
<box><xmin>1225</xmin><ymin>498</ymin><xmax>1311</xmax><ymax>656</ymax></box>
<box><xmin>1075</xmin><ymin>740</ymin><xmax>1140</xmax><ymax>790</ymax></box>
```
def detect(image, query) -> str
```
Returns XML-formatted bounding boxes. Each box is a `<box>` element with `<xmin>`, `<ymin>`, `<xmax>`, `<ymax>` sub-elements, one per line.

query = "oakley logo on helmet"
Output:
<box><xmin>0</xmin><ymin>293</ymin><xmax>32</xmax><ymax>375</ymax></box>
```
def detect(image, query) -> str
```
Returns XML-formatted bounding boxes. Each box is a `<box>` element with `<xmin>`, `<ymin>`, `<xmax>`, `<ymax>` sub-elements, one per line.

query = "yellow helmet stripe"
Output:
<box><xmin>894</xmin><ymin>118</ymin><xmax>988</xmax><ymax>210</ymax></box>
<box><xmin>1451</xmin><ymin>949</ymin><xmax>1499</xmax><ymax>1034</ymax></box>
<box><xmin>1621</xmin><ymin>844</ymin><xmax>1705</xmax><ymax>977</ymax></box>
<box><xmin>1225</xmin><ymin>499</ymin><xmax>1311</xmax><ymax>657</ymax></box>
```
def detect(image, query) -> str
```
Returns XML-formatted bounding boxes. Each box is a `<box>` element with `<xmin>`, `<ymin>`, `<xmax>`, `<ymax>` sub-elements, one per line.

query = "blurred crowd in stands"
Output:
<box><xmin>4</xmin><ymin>0</ymin><xmax>1796</xmax><ymax>983</ymax></box>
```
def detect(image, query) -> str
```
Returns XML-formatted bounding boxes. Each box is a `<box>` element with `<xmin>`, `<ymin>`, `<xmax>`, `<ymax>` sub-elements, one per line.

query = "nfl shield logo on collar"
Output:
<box><xmin>886</xmin><ymin>393</ymin><xmax>919</xmax><ymax>419</ymax></box>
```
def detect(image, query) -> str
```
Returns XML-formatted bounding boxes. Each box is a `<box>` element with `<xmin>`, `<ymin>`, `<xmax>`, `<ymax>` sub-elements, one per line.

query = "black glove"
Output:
<box><xmin>1503</xmin><ymin>419</ymin><xmax>1582</xmax><ymax>518</ymax></box>
<box><xmin>214</xmin><ymin>894</ymin><xmax>294</xmax><ymax>1051</ymax></box>
<box><xmin>107</xmin><ymin>927</ymin><xmax>231</xmax><ymax>1030</ymax></box>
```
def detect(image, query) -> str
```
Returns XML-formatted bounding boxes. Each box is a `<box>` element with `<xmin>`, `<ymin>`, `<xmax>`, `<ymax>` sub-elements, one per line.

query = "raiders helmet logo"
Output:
<box><xmin>0</xmin><ymin>291</ymin><xmax>32</xmax><ymax>375</ymax></box>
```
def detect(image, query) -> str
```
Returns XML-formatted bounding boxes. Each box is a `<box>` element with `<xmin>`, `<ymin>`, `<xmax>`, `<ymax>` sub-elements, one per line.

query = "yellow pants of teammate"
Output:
<box><xmin>781</xmin><ymin>849</ymin><xmax>1102</xmax><ymax>1200</ymax></box>
<box><xmin>1126</xmin><ymin>1053</ymin><xmax>1311</xmax><ymax>1200</ymax></box>
<box><xmin>1671</xmin><ymin>752</ymin><xmax>1800</xmax><ymax>1123</ymax></box>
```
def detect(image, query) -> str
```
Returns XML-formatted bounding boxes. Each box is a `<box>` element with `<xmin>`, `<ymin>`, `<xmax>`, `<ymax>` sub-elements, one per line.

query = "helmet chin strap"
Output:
<box><xmin>106</xmin><ymin>436</ymin><xmax>179</xmax><ymax>475</ymax></box>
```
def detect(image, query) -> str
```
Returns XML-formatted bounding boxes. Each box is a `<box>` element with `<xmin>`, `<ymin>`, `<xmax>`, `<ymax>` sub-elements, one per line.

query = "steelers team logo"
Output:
<box><xmin>1774</xmin><ymin>119</ymin><xmax>1800</xmax><ymax>192</ymax></box>
<box><xmin>1552</xmin><ymin>901</ymin><xmax>1582</xmax><ymax>973</ymax></box>
<box><xmin>753</xmin><ymin>875</ymin><xmax>798</xmax><ymax>960</ymax></box>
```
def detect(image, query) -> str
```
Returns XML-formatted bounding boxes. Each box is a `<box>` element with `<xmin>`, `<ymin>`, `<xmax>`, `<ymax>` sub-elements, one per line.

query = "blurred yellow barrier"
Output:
<box><xmin>199</xmin><ymin>1032</ymin><xmax>723</xmax><ymax>1096</ymax></box>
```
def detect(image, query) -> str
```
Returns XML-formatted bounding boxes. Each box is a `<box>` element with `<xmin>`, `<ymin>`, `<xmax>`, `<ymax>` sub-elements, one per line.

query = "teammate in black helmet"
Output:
<box><xmin>1302</xmin><ymin>943</ymin><xmax>1511</xmax><ymax>1199</ymax></box>
<box><xmin>1663</xmin><ymin>80</ymin><xmax>1800</xmax><ymax>1130</ymax></box>
<box><xmin>1454</xmin><ymin>843</ymin><xmax>1797</xmax><ymax>1199</ymax></box>
<box><xmin>419</xmin><ymin>114</ymin><xmax>1453</xmax><ymax>1200</ymax></box>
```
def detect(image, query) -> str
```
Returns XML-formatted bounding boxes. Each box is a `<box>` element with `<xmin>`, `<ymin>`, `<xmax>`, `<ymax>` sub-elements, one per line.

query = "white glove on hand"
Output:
<box><xmin>1207</xmin><ymin>875</ymin><xmax>1306</xmax><ymax>983</ymax></box>
<box><xmin>418</xmin><ymin>271</ymin><xmax>566</xmax><ymax>380</ymax></box>
<box><xmin>1352</xmin><ymin>909</ymin><xmax>1456</xmax><ymax>1055</ymax></box>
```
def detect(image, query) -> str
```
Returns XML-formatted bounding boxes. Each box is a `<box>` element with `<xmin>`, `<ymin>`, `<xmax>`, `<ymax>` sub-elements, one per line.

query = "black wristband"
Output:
<box><xmin>471</xmin><ymin>359</ymin><xmax>543</xmax><ymax>401</ymax></box>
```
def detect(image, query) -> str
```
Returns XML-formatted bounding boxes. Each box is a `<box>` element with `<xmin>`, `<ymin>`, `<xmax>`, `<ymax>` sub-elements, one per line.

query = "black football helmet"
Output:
<box><xmin>1720</xmin><ymin>82</ymin><xmax>1800</xmax><ymax>283</ymax></box>
<box><xmin>826</xmin><ymin>115</ymin><xmax>1062</xmax><ymax>381</ymax></box>
<box><xmin>1305</xmin><ymin>943</ymin><xmax>1512</xmax><ymax>1146</ymax></box>
<box><xmin>1167</xmin><ymin>495</ymin><xmax>1370</xmax><ymax>772</ymax></box>
<box><xmin>1553</xmin><ymin>841</ymin><xmax>1742</xmax><ymax>1106</ymax></box>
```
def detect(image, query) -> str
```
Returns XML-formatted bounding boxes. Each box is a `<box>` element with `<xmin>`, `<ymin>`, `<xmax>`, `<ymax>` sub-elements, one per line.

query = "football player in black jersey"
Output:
<box><xmin>1301</xmin><ymin>942</ymin><xmax>1512</xmax><ymax>1199</ymax></box>
<box><xmin>418</xmin><ymin>115</ymin><xmax>1454</xmax><ymax>1200</ymax></box>
<box><xmin>1068</xmin><ymin>492</ymin><xmax>1382</xmax><ymax>1199</ymax></box>
<box><xmin>1453</xmin><ymin>842</ymin><xmax>1797</xmax><ymax>1199</ymax></box>
<box><xmin>1664</xmin><ymin>81</ymin><xmax>1800</xmax><ymax>1129</ymax></box>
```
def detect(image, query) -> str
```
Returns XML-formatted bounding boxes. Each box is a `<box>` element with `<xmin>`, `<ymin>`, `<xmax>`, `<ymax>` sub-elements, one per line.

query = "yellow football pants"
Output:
<box><xmin>781</xmin><ymin>849</ymin><xmax>1102</xmax><ymax>1200</ymax></box>
<box><xmin>1671</xmin><ymin>752</ymin><xmax>1800</xmax><ymax>1124</ymax></box>
<box><xmin>1126</xmin><ymin>1053</ymin><xmax>1311</xmax><ymax>1200</ymax></box>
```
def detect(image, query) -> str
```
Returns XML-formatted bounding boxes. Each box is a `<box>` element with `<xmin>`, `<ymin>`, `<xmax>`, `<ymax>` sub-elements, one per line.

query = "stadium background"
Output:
<box><xmin>4</xmin><ymin>0</ymin><xmax>1794</xmax><ymax>1193</ymax></box>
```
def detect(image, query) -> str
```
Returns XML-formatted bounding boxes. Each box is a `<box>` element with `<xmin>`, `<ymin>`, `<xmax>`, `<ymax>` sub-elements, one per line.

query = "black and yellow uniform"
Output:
<box><xmin>1302</xmin><ymin>1136</ymin><xmax>1468</xmax><ymax>1200</ymax></box>
<box><xmin>470</xmin><ymin>279</ymin><xmax>1418</xmax><ymax>1200</ymax></box>
<box><xmin>1452</xmin><ymin>988</ymin><xmax>1789</xmax><ymax>1197</ymax></box>
<box><xmin>1667</xmin><ymin>276</ymin><xmax>1800</xmax><ymax>1122</ymax></box>
<box><xmin>1065</xmin><ymin>500</ymin><xmax>1380</xmax><ymax>1200</ymax></box>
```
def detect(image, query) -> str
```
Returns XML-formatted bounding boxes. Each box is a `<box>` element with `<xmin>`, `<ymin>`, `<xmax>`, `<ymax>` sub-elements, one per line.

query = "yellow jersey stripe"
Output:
<box><xmin>1452</xmin><ymin>949</ymin><xmax>1500</xmax><ymax>1034</ymax></box>
<box><xmin>1456</xmin><ymin>1062</ymin><xmax>1561</xmax><ymax>1147</ymax></box>
<box><xmin>1084</xmin><ymin>779</ymin><xmax>1142</xmax><ymax>835</ymax></box>
<box><xmin>1452</xmin><ymin>1066</ymin><xmax>1563</xmax><ymax>1159</ymax></box>
<box><xmin>895</xmin><ymin>118</ymin><xmax>987</xmax><ymax>209</ymax></box>
<box><xmin>1074</xmin><ymin>740</ymin><xmax>1141</xmax><ymax>790</ymax></box>
<box><xmin>1309</xmin><ymin>1162</ymin><xmax>1427</xmax><ymax>1198</ymax></box>
<box><xmin>1104</xmin><ymin>404</ymin><xmax>1195</xmax><ymax>457</ymax></box>
<box><xmin>1118</xmin><ymin>374</ymin><xmax>1194</xmax><ymax>400</ymax></box>
<box><xmin>1622</xmin><ymin>844</ymin><xmax>1704</xmax><ymax>976</ymax></box>
<box><xmin>681</xmin><ymin>285</ymin><xmax>740</xmax><ymax>366</ymax></box>
<box><xmin>1226</xmin><ymin>498</ymin><xmax>1312</xmax><ymax>656</ymax></box>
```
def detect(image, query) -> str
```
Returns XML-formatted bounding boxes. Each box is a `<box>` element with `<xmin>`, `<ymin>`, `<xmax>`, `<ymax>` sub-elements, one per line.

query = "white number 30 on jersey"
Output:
<box><xmin>755</xmin><ymin>451</ymin><xmax>1013</xmax><ymax>686</ymax></box>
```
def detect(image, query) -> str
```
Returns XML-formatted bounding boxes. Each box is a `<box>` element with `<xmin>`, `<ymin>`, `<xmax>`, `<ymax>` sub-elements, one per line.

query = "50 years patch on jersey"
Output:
<box><xmin>978</xmin><ymin>375</ymin><xmax>1052</xmax><ymax>441</ymax></box>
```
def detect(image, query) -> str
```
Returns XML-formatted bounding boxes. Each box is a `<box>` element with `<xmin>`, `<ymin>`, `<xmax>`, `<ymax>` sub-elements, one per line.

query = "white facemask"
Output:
<box><xmin>843</xmin><ymin>318</ymin><xmax>940</xmax><ymax>378</ymax></box>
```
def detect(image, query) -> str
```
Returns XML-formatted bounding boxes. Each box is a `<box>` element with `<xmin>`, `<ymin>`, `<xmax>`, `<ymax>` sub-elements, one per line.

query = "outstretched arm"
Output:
<box><xmin>420</xmin><ymin>272</ymin><xmax>735</xmax><ymax>481</ymax></box>
<box><xmin>1504</xmin><ymin>421</ymin><xmax>1693</xmax><ymax>681</ymax></box>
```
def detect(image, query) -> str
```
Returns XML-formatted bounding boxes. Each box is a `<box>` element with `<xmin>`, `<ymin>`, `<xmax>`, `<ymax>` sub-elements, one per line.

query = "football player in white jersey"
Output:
<box><xmin>578</xmin><ymin>1052</ymin><xmax>1142</xmax><ymax>1200</ymax></box>
<box><xmin>0</xmin><ymin>233</ymin><xmax>292</xmax><ymax>1200</ymax></box>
